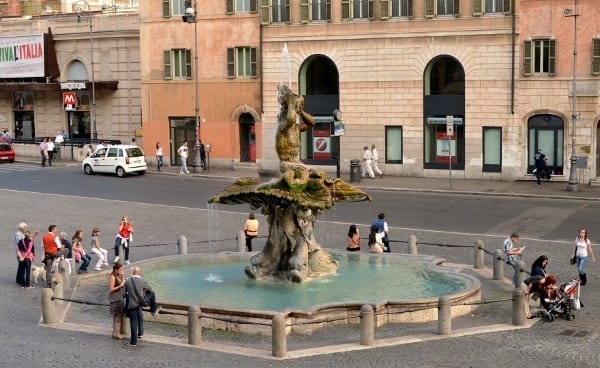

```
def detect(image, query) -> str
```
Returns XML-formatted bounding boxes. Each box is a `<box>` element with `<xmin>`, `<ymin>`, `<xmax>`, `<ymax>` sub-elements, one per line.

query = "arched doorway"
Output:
<box><xmin>64</xmin><ymin>60</ymin><xmax>93</xmax><ymax>139</ymax></box>
<box><xmin>423</xmin><ymin>56</ymin><xmax>465</xmax><ymax>169</ymax></box>
<box><xmin>298</xmin><ymin>55</ymin><xmax>339</xmax><ymax>164</ymax></box>
<box><xmin>527</xmin><ymin>114</ymin><xmax>564</xmax><ymax>175</ymax></box>
<box><xmin>239</xmin><ymin>112</ymin><xmax>256</xmax><ymax>162</ymax></box>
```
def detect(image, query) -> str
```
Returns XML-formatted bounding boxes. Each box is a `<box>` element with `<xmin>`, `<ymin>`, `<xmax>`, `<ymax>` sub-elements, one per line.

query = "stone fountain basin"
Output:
<box><xmin>136</xmin><ymin>252</ymin><xmax>481</xmax><ymax>336</ymax></box>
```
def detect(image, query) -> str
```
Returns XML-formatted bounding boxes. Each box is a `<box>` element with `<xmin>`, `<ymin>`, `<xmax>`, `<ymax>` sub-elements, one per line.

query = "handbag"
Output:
<box><xmin>570</xmin><ymin>256</ymin><xmax>576</xmax><ymax>265</ymax></box>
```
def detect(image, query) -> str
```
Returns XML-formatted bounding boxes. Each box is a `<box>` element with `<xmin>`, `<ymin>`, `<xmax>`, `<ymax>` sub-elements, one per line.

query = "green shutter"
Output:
<box><xmin>326</xmin><ymin>0</ymin><xmax>332</xmax><ymax>21</ymax></box>
<box><xmin>186</xmin><ymin>49</ymin><xmax>193</xmax><ymax>79</ymax></box>
<box><xmin>250</xmin><ymin>47</ymin><xmax>258</xmax><ymax>78</ymax></box>
<box><xmin>503</xmin><ymin>0</ymin><xmax>512</xmax><ymax>14</ymax></box>
<box><xmin>369</xmin><ymin>0</ymin><xmax>374</xmax><ymax>19</ymax></box>
<box><xmin>163</xmin><ymin>0</ymin><xmax>171</xmax><ymax>18</ymax></box>
<box><xmin>473</xmin><ymin>0</ymin><xmax>482</xmax><ymax>16</ymax></box>
<box><xmin>454</xmin><ymin>0</ymin><xmax>460</xmax><ymax>16</ymax></box>
<box><xmin>300</xmin><ymin>0</ymin><xmax>309</xmax><ymax>23</ymax></box>
<box><xmin>341</xmin><ymin>0</ymin><xmax>350</xmax><ymax>20</ymax></box>
<box><xmin>380</xmin><ymin>0</ymin><xmax>389</xmax><ymax>20</ymax></box>
<box><xmin>548</xmin><ymin>39</ymin><xmax>556</xmax><ymax>76</ymax></box>
<box><xmin>425</xmin><ymin>0</ymin><xmax>434</xmax><ymax>18</ymax></box>
<box><xmin>286</xmin><ymin>0</ymin><xmax>291</xmax><ymax>23</ymax></box>
<box><xmin>523</xmin><ymin>40</ymin><xmax>531</xmax><ymax>76</ymax></box>
<box><xmin>227</xmin><ymin>48</ymin><xmax>235</xmax><ymax>78</ymax></box>
<box><xmin>250</xmin><ymin>0</ymin><xmax>258</xmax><ymax>13</ymax></box>
<box><xmin>260</xmin><ymin>0</ymin><xmax>270</xmax><ymax>25</ymax></box>
<box><xmin>592</xmin><ymin>39</ymin><xmax>600</xmax><ymax>75</ymax></box>
<box><xmin>407</xmin><ymin>0</ymin><xmax>413</xmax><ymax>18</ymax></box>
<box><xmin>227</xmin><ymin>0</ymin><xmax>234</xmax><ymax>15</ymax></box>
<box><xmin>164</xmin><ymin>50</ymin><xmax>172</xmax><ymax>80</ymax></box>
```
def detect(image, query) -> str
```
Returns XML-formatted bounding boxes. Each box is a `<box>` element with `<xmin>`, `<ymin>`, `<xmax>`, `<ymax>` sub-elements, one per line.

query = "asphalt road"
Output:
<box><xmin>1</xmin><ymin>164</ymin><xmax>599</xmax><ymax>367</ymax></box>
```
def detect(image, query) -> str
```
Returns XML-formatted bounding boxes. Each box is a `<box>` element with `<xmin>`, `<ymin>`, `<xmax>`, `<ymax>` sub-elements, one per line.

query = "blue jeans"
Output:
<box><xmin>78</xmin><ymin>254</ymin><xmax>91</xmax><ymax>272</ymax></box>
<box><xmin>156</xmin><ymin>155</ymin><xmax>163</xmax><ymax>171</ymax></box>
<box><xmin>127</xmin><ymin>307</ymin><xmax>143</xmax><ymax>345</ymax></box>
<box><xmin>576</xmin><ymin>255</ymin><xmax>588</xmax><ymax>274</ymax></box>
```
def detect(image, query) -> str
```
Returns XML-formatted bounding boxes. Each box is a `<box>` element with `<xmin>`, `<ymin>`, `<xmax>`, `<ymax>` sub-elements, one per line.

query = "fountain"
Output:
<box><xmin>209</xmin><ymin>83</ymin><xmax>371</xmax><ymax>283</ymax></box>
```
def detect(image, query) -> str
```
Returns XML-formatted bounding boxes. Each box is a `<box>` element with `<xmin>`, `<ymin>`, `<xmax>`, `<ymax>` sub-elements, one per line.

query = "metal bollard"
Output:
<box><xmin>408</xmin><ymin>235</ymin><xmax>417</xmax><ymax>255</ymax></box>
<box><xmin>41</xmin><ymin>287</ymin><xmax>58</xmax><ymax>324</ymax></box>
<box><xmin>437</xmin><ymin>296</ymin><xmax>451</xmax><ymax>335</ymax></box>
<box><xmin>360</xmin><ymin>304</ymin><xmax>375</xmax><ymax>346</ymax></box>
<box><xmin>493</xmin><ymin>249</ymin><xmax>504</xmax><ymax>280</ymax></box>
<box><xmin>512</xmin><ymin>287</ymin><xmax>526</xmax><ymax>326</ymax></box>
<box><xmin>272</xmin><ymin>314</ymin><xmax>287</xmax><ymax>358</ymax></box>
<box><xmin>474</xmin><ymin>239</ymin><xmax>485</xmax><ymax>269</ymax></box>
<box><xmin>237</xmin><ymin>230</ymin><xmax>246</xmax><ymax>252</ymax></box>
<box><xmin>178</xmin><ymin>235</ymin><xmax>188</xmax><ymax>255</ymax></box>
<box><xmin>188</xmin><ymin>305</ymin><xmax>202</xmax><ymax>345</ymax></box>
<box><xmin>515</xmin><ymin>260</ymin><xmax>526</xmax><ymax>287</ymax></box>
<box><xmin>59</xmin><ymin>259</ymin><xmax>70</xmax><ymax>290</ymax></box>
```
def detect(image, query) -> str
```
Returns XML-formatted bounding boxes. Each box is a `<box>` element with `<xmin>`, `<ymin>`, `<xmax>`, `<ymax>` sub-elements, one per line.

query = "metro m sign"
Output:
<box><xmin>63</xmin><ymin>92</ymin><xmax>77</xmax><ymax>111</ymax></box>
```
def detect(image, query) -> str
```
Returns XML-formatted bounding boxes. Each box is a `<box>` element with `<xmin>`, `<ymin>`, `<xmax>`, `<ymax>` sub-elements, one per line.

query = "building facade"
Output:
<box><xmin>257</xmin><ymin>0</ymin><xmax>600</xmax><ymax>182</ymax></box>
<box><xmin>0</xmin><ymin>4</ymin><xmax>140</xmax><ymax>146</ymax></box>
<box><xmin>140</xmin><ymin>0</ymin><xmax>262</xmax><ymax>168</ymax></box>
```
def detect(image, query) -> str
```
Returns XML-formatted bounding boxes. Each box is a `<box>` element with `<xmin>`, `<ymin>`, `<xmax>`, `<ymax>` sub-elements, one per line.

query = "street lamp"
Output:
<box><xmin>565</xmin><ymin>0</ymin><xmax>579</xmax><ymax>192</ymax></box>
<box><xmin>77</xmin><ymin>0</ymin><xmax>97</xmax><ymax>140</ymax></box>
<box><xmin>183</xmin><ymin>1</ymin><xmax>202</xmax><ymax>171</ymax></box>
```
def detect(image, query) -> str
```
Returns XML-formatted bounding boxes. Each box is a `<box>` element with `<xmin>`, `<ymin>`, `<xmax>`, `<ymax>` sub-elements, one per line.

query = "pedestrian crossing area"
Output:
<box><xmin>0</xmin><ymin>162</ymin><xmax>41</xmax><ymax>173</ymax></box>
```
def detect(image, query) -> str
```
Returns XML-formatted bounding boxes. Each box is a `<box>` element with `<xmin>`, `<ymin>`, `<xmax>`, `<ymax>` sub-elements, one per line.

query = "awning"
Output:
<box><xmin>0</xmin><ymin>81</ymin><xmax>119</xmax><ymax>92</ymax></box>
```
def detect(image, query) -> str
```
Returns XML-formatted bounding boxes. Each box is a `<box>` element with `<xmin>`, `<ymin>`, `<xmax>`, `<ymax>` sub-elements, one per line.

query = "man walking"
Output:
<box><xmin>124</xmin><ymin>266</ymin><xmax>162</xmax><ymax>347</ymax></box>
<box><xmin>177</xmin><ymin>140</ymin><xmax>190</xmax><ymax>175</ymax></box>
<box><xmin>534</xmin><ymin>148</ymin><xmax>548</xmax><ymax>186</ymax></box>
<box><xmin>370</xmin><ymin>144</ymin><xmax>383</xmax><ymax>177</ymax></box>
<box><xmin>360</xmin><ymin>146</ymin><xmax>375</xmax><ymax>179</ymax></box>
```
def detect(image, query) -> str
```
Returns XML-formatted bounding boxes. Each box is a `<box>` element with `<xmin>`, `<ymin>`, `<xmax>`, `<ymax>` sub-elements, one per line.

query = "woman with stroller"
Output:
<box><xmin>524</xmin><ymin>274</ymin><xmax>557</xmax><ymax>318</ymax></box>
<box><xmin>530</xmin><ymin>255</ymin><xmax>549</xmax><ymax>277</ymax></box>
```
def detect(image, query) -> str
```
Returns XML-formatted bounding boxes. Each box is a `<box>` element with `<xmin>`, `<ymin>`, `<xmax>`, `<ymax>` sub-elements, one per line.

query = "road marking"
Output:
<box><xmin>0</xmin><ymin>163</ymin><xmax>41</xmax><ymax>172</ymax></box>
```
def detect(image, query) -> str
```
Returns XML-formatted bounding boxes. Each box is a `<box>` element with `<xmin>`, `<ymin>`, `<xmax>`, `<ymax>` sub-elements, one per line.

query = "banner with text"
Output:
<box><xmin>0</xmin><ymin>34</ymin><xmax>45</xmax><ymax>78</ymax></box>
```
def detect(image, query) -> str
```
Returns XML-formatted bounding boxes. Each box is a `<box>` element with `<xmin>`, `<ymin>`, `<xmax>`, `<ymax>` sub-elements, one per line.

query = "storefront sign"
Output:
<box><xmin>0</xmin><ymin>34</ymin><xmax>45</xmax><ymax>78</ymax></box>
<box><xmin>60</xmin><ymin>82</ymin><xmax>86</xmax><ymax>90</ymax></box>
<box><xmin>63</xmin><ymin>92</ymin><xmax>77</xmax><ymax>111</ymax></box>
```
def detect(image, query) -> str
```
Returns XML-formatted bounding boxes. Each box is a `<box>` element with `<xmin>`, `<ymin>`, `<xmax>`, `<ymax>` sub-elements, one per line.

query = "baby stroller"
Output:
<box><xmin>538</xmin><ymin>278</ymin><xmax>581</xmax><ymax>322</ymax></box>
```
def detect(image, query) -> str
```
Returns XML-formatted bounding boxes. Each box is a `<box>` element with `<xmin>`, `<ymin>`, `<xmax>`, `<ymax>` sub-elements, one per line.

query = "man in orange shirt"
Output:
<box><xmin>42</xmin><ymin>224</ymin><xmax>67</xmax><ymax>287</ymax></box>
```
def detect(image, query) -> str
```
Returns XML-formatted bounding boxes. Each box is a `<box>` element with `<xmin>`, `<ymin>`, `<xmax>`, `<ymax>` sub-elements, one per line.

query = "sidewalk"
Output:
<box><xmin>152</xmin><ymin>163</ymin><xmax>600</xmax><ymax>201</ymax></box>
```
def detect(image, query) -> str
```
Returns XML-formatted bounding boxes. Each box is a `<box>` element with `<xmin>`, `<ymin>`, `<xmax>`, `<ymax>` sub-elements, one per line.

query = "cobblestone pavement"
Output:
<box><xmin>2</xmin><ymin>167</ymin><xmax>600</xmax><ymax>367</ymax></box>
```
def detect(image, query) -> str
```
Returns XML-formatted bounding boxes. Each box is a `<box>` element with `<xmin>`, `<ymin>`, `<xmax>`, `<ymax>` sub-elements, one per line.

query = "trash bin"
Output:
<box><xmin>350</xmin><ymin>159</ymin><xmax>361</xmax><ymax>183</ymax></box>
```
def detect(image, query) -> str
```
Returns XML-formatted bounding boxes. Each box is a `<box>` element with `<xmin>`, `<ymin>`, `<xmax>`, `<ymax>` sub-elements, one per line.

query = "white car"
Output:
<box><xmin>82</xmin><ymin>144</ymin><xmax>147</xmax><ymax>177</ymax></box>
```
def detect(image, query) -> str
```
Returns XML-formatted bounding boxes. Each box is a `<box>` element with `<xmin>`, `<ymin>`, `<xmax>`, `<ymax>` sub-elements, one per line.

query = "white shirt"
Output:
<box><xmin>362</xmin><ymin>149</ymin><xmax>372</xmax><ymax>161</ymax></box>
<box><xmin>55</xmin><ymin>134</ymin><xmax>64</xmax><ymax>144</ymax></box>
<box><xmin>156</xmin><ymin>147</ymin><xmax>163</xmax><ymax>156</ymax></box>
<box><xmin>178</xmin><ymin>145</ymin><xmax>188</xmax><ymax>159</ymax></box>
<box><xmin>372</xmin><ymin>148</ymin><xmax>379</xmax><ymax>161</ymax></box>
<box><xmin>47</xmin><ymin>141</ymin><xmax>55</xmax><ymax>151</ymax></box>
<box><xmin>575</xmin><ymin>237</ymin><xmax>590</xmax><ymax>257</ymax></box>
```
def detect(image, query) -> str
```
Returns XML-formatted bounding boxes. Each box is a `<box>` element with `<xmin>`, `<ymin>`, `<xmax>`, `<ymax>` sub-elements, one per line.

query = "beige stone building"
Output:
<box><xmin>258</xmin><ymin>0</ymin><xmax>600</xmax><ymax>182</ymax></box>
<box><xmin>0</xmin><ymin>6</ymin><xmax>140</xmax><ymax>146</ymax></box>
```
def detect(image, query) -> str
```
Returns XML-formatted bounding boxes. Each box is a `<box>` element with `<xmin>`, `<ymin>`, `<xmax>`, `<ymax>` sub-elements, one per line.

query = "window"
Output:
<box><xmin>163</xmin><ymin>0</ymin><xmax>187</xmax><ymax>17</ymax></box>
<box><xmin>473</xmin><ymin>0</ymin><xmax>511</xmax><ymax>15</ymax></box>
<box><xmin>341</xmin><ymin>0</ymin><xmax>373</xmax><ymax>20</ymax></box>
<box><xmin>593</xmin><ymin>38</ymin><xmax>600</xmax><ymax>75</ymax></box>
<box><xmin>482</xmin><ymin>127</ymin><xmax>501</xmax><ymax>172</ymax></box>
<box><xmin>300</xmin><ymin>0</ymin><xmax>331</xmax><ymax>22</ymax></box>
<box><xmin>385</xmin><ymin>126</ymin><xmax>403</xmax><ymax>163</ymax></box>
<box><xmin>227</xmin><ymin>47</ymin><xmax>258</xmax><ymax>78</ymax></box>
<box><xmin>527</xmin><ymin>115</ymin><xmax>564</xmax><ymax>175</ymax></box>
<box><xmin>164</xmin><ymin>49</ymin><xmax>192</xmax><ymax>80</ymax></box>
<box><xmin>524</xmin><ymin>39</ymin><xmax>556</xmax><ymax>76</ymax></box>
<box><xmin>392</xmin><ymin>0</ymin><xmax>412</xmax><ymax>18</ymax></box>
<box><xmin>273</xmin><ymin>0</ymin><xmax>290</xmax><ymax>22</ymax></box>
<box><xmin>227</xmin><ymin>0</ymin><xmax>258</xmax><ymax>14</ymax></box>
<box><xmin>424</xmin><ymin>0</ymin><xmax>459</xmax><ymax>18</ymax></box>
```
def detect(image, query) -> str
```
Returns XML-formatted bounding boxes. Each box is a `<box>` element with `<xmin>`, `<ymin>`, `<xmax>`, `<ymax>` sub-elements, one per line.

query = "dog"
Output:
<box><xmin>31</xmin><ymin>264</ymin><xmax>46</xmax><ymax>285</ymax></box>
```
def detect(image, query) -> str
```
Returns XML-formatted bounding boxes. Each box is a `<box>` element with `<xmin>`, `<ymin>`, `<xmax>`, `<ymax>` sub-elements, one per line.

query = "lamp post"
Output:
<box><xmin>565</xmin><ymin>1</ymin><xmax>579</xmax><ymax>192</ymax></box>
<box><xmin>183</xmin><ymin>1</ymin><xmax>202</xmax><ymax>172</ymax></box>
<box><xmin>77</xmin><ymin>0</ymin><xmax>97</xmax><ymax>140</ymax></box>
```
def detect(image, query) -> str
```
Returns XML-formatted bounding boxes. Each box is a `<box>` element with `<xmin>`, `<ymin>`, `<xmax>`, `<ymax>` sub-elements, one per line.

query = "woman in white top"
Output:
<box><xmin>155</xmin><ymin>142</ymin><xmax>164</xmax><ymax>172</ymax></box>
<box><xmin>367</xmin><ymin>225</ymin><xmax>384</xmax><ymax>253</ymax></box>
<box><xmin>572</xmin><ymin>228</ymin><xmax>596</xmax><ymax>285</ymax></box>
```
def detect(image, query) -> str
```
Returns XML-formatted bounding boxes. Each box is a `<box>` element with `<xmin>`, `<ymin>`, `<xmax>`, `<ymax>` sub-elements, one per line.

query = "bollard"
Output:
<box><xmin>493</xmin><ymin>249</ymin><xmax>504</xmax><ymax>280</ymax></box>
<box><xmin>408</xmin><ymin>235</ymin><xmax>417</xmax><ymax>255</ymax></box>
<box><xmin>237</xmin><ymin>230</ymin><xmax>246</xmax><ymax>252</ymax></box>
<box><xmin>59</xmin><ymin>259</ymin><xmax>70</xmax><ymax>290</ymax></box>
<box><xmin>360</xmin><ymin>304</ymin><xmax>375</xmax><ymax>346</ymax></box>
<box><xmin>122</xmin><ymin>312</ymin><xmax>130</xmax><ymax>336</ymax></box>
<box><xmin>514</xmin><ymin>260</ymin><xmax>526</xmax><ymax>287</ymax></box>
<box><xmin>272</xmin><ymin>314</ymin><xmax>287</xmax><ymax>358</ymax></box>
<box><xmin>512</xmin><ymin>287</ymin><xmax>526</xmax><ymax>326</ymax></box>
<box><xmin>41</xmin><ymin>287</ymin><xmax>58</xmax><ymax>324</ymax></box>
<box><xmin>188</xmin><ymin>305</ymin><xmax>202</xmax><ymax>345</ymax></box>
<box><xmin>474</xmin><ymin>239</ymin><xmax>485</xmax><ymax>269</ymax></box>
<box><xmin>437</xmin><ymin>296</ymin><xmax>451</xmax><ymax>335</ymax></box>
<box><xmin>52</xmin><ymin>272</ymin><xmax>64</xmax><ymax>306</ymax></box>
<box><xmin>178</xmin><ymin>235</ymin><xmax>188</xmax><ymax>255</ymax></box>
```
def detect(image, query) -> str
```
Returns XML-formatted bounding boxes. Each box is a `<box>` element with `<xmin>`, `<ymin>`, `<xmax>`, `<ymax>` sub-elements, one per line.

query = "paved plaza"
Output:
<box><xmin>2</xmin><ymin>166</ymin><xmax>600</xmax><ymax>367</ymax></box>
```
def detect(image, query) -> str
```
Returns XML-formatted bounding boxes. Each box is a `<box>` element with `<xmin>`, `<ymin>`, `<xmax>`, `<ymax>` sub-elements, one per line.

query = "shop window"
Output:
<box><xmin>483</xmin><ymin>127</ymin><xmax>502</xmax><ymax>172</ymax></box>
<box><xmin>385</xmin><ymin>126</ymin><xmax>403</xmax><ymax>163</ymax></box>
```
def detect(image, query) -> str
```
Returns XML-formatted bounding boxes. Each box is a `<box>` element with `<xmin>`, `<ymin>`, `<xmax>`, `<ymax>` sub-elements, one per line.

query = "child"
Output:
<box><xmin>90</xmin><ymin>227</ymin><xmax>109</xmax><ymax>271</ymax></box>
<box><xmin>72</xmin><ymin>230</ymin><xmax>91</xmax><ymax>274</ymax></box>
